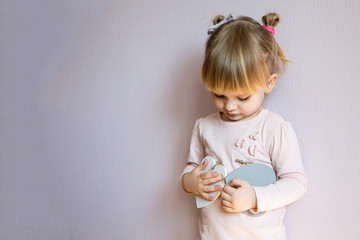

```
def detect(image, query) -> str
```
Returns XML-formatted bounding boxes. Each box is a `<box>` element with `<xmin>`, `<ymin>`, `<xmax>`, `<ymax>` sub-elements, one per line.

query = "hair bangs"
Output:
<box><xmin>202</xmin><ymin>37</ymin><xmax>270</xmax><ymax>95</ymax></box>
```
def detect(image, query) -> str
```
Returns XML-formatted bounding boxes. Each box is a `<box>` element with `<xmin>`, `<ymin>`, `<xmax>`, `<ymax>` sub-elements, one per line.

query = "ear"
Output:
<box><xmin>264</xmin><ymin>74</ymin><xmax>277</xmax><ymax>94</ymax></box>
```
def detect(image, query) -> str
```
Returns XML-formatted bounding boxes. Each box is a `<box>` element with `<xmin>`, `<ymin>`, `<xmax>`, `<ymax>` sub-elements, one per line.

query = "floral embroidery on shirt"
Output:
<box><xmin>235</xmin><ymin>130</ymin><xmax>260</xmax><ymax>157</ymax></box>
<box><xmin>235</xmin><ymin>139</ymin><xmax>245</xmax><ymax>149</ymax></box>
<box><xmin>248</xmin><ymin>130</ymin><xmax>260</xmax><ymax>141</ymax></box>
<box><xmin>248</xmin><ymin>145</ymin><xmax>257</xmax><ymax>156</ymax></box>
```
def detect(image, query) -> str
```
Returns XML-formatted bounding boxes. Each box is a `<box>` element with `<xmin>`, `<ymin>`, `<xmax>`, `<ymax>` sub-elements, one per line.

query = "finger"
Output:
<box><xmin>229</xmin><ymin>178</ymin><xmax>248</xmax><ymax>188</ymax></box>
<box><xmin>222</xmin><ymin>199</ymin><xmax>232</xmax><ymax>208</ymax></box>
<box><xmin>221</xmin><ymin>190</ymin><xmax>232</xmax><ymax>201</ymax></box>
<box><xmin>223</xmin><ymin>206</ymin><xmax>234</xmax><ymax>213</ymax></box>
<box><xmin>193</xmin><ymin>159</ymin><xmax>208</xmax><ymax>173</ymax></box>
<box><xmin>200</xmin><ymin>192</ymin><xmax>216</xmax><ymax>201</ymax></box>
<box><xmin>222</xmin><ymin>184</ymin><xmax>235</xmax><ymax>195</ymax></box>
<box><xmin>203</xmin><ymin>184</ymin><xmax>223</xmax><ymax>192</ymax></box>
<box><xmin>201</xmin><ymin>171</ymin><xmax>219</xmax><ymax>180</ymax></box>
<box><xmin>197</xmin><ymin>158</ymin><xmax>209</xmax><ymax>171</ymax></box>
<box><xmin>202</xmin><ymin>173</ymin><xmax>224</xmax><ymax>184</ymax></box>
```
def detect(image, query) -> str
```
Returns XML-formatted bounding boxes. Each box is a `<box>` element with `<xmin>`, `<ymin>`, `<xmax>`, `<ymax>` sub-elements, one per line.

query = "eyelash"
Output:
<box><xmin>238</xmin><ymin>96</ymin><xmax>250</xmax><ymax>101</ymax></box>
<box><xmin>214</xmin><ymin>94</ymin><xmax>250</xmax><ymax>101</ymax></box>
<box><xmin>214</xmin><ymin>94</ymin><xmax>224</xmax><ymax>98</ymax></box>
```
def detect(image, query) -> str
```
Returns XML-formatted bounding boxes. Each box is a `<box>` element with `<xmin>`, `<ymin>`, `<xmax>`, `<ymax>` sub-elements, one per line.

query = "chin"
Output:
<box><xmin>225</xmin><ymin>114</ymin><xmax>243</xmax><ymax>121</ymax></box>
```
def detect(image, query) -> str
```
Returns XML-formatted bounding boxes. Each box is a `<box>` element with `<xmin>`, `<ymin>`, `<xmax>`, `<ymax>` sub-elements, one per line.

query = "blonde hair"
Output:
<box><xmin>202</xmin><ymin>13</ymin><xmax>288</xmax><ymax>94</ymax></box>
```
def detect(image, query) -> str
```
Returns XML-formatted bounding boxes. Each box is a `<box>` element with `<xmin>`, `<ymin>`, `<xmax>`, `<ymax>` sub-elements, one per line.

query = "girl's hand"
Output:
<box><xmin>181</xmin><ymin>159</ymin><xmax>224</xmax><ymax>201</ymax></box>
<box><xmin>221</xmin><ymin>178</ymin><xmax>257</xmax><ymax>213</ymax></box>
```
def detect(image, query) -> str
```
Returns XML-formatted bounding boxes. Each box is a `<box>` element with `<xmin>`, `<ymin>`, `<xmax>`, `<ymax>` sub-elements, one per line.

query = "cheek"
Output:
<box><xmin>244</xmin><ymin>96</ymin><xmax>263</xmax><ymax>112</ymax></box>
<box><xmin>212</xmin><ymin>98</ymin><xmax>223</xmax><ymax>110</ymax></box>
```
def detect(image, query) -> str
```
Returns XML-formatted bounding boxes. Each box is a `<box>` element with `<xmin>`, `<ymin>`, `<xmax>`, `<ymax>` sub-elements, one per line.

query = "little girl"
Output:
<box><xmin>181</xmin><ymin>13</ymin><xmax>307</xmax><ymax>240</ymax></box>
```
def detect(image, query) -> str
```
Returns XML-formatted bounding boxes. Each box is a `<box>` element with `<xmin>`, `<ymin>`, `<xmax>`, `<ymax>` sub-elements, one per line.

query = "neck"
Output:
<box><xmin>242</xmin><ymin>105</ymin><xmax>264</xmax><ymax>121</ymax></box>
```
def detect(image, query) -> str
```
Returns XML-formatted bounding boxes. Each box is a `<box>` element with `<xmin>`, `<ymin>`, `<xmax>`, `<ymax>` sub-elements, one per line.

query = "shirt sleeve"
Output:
<box><xmin>253</xmin><ymin>122</ymin><xmax>308</xmax><ymax>212</ymax></box>
<box><xmin>180</xmin><ymin>119</ymin><xmax>205</xmax><ymax>179</ymax></box>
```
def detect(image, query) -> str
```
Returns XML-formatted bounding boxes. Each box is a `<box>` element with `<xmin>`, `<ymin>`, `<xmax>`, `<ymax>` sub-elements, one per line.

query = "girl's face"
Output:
<box><xmin>211</xmin><ymin>88</ymin><xmax>266</xmax><ymax>122</ymax></box>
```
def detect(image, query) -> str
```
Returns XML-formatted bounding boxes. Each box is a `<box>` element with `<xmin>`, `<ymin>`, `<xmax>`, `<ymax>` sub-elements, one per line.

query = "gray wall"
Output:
<box><xmin>1</xmin><ymin>0</ymin><xmax>360</xmax><ymax>239</ymax></box>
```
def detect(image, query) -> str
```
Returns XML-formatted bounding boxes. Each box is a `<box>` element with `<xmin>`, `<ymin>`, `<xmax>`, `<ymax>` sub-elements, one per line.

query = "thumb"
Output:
<box><xmin>196</xmin><ymin>158</ymin><xmax>209</xmax><ymax>172</ymax></box>
<box><xmin>229</xmin><ymin>178</ymin><xmax>248</xmax><ymax>188</ymax></box>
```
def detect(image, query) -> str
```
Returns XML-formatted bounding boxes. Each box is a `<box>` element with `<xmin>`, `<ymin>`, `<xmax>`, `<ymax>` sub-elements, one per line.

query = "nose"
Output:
<box><xmin>225</xmin><ymin>100</ymin><xmax>236</xmax><ymax>112</ymax></box>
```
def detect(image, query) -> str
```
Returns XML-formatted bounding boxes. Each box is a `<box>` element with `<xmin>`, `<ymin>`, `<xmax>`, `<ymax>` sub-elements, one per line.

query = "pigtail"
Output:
<box><xmin>213</xmin><ymin>15</ymin><xmax>225</xmax><ymax>25</ymax></box>
<box><xmin>207</xmin><ymin>15</ymin><xmax>234</xmax><ymax>35</ymax></box>
<box><xmin>261</xmin><ymin>12</ymin><xmax>288</xmax><ymax>71</ymax></box>
<box><xmin>261</xmin><ymin>13</ymin><xmax>280</xmax><ymax>28</ymax></box>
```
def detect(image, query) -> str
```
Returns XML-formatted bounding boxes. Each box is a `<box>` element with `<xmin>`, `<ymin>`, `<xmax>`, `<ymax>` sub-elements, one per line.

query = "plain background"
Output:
<box><xmin>1</xmin><ymin>0</ymin><xmax>360</xmax><ymax>239</ymax></box>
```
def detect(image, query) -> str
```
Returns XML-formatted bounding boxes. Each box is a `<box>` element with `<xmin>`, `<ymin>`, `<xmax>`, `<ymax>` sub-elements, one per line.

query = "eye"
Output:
<box><xmin>237</xmin><ymin>96</ymin><xmax>251</xmax><ymax>101</ymax></box>
<box><xmin>214</xmin><ymin>93</ymin><xmax>225</xmax><ymax>98</ymax></box>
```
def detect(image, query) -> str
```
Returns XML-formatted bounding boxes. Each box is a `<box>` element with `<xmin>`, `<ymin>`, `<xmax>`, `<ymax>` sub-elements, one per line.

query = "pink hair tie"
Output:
<box><xmin>262</xmin><ymin>25</ymin><xmax>275</xmax><ymax>36</ymax></box>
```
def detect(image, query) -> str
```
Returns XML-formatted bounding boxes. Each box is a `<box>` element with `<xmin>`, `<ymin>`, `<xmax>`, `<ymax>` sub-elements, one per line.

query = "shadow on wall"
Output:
<box><xmin>169</xmin><ymin>48</ymin><xmax>215</xmax><ymax>178</ymax></box>
<box><xmin>167</xmin><ymin>49</ymin><xmax>215</xmax><ymax>125</ymax></box>
<box><xmin>155</xmin><ymin>50</ymin><xmax>215</xmax><ymax>239</ymax></box>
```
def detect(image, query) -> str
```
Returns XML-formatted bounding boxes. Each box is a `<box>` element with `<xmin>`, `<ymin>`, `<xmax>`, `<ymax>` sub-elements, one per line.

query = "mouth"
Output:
<box><xmin>226</xmin><ymin>112</ymin><xmax>240</xmax><ymax>118</ymax></box>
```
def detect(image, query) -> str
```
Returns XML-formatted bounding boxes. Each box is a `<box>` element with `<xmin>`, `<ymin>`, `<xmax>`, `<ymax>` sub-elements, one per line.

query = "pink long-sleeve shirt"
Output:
<box><xmin>182</xmin><ymin>109</ymin><xmax>307</xmax><ymax>240</ymax></box>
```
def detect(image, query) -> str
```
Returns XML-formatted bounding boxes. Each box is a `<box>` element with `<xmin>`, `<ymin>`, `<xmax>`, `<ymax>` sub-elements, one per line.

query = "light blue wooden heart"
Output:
<box><xmin>196</xmin><ymin>156</ymin><xmax>227</xmax><ymax>208</ymax></box>
<box><xmin>225</xmin><ymin>163</ymin><xmax>276</xmax><ymax>217</ymax></box>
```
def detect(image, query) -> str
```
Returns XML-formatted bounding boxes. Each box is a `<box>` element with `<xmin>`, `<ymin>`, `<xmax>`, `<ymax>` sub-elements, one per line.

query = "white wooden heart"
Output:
<box><xmin>196</xmin><ymin>156</ymin><xmax>227</xmax><ymax>208</ymax></box>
